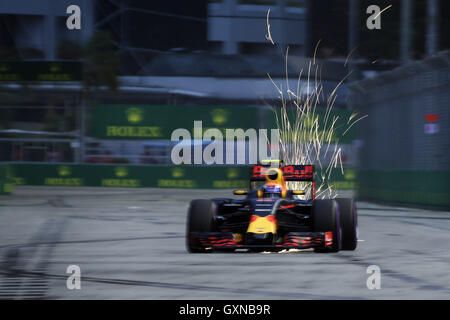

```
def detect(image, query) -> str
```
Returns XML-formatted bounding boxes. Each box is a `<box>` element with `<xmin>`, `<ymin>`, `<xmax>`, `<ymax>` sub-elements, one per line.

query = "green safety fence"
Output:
<box><xmin>12</xmin><ymin>164</ymin><xmax>250</xmax><ymax>189</ymax></box>
<box><xmin>0</xmin><ymin>164</ymin><xmax>13</xmax><ymax>195</ymax></box>
<box><xmin>358</xmin><ymin>170</ymin><xmax>450</xmax><ymax>209</ymax></box>
<box><xmin>11</xmin><ymin>164</ymin><xmax>356</xmax><ymax>190</ymax></box>
<box><xmin>9</xmin><ymin>164</ymin><xmax>450</xmax><ymax>208</ymax></box>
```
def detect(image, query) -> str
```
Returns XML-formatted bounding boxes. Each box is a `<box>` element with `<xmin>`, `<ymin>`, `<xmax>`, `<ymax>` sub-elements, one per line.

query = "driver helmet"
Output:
<box><xmin>262</xmin><ymin>183</ymin><xmax>282</xmax><ymax>198</ymax></box>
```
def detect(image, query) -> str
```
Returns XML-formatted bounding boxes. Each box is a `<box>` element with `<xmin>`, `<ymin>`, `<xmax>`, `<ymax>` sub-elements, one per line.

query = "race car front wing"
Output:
<box><xmin>190</xmin><ymin>231</ymin><xmax>333</xmax><ymax>250</ymax></box>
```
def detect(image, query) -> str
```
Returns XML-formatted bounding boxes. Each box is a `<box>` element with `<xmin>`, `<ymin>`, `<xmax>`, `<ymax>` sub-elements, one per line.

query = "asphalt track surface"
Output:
<box><xmin>0</xmin><ymin>186</ymin><xmax>449</xmax><ymax>300</ymax></box>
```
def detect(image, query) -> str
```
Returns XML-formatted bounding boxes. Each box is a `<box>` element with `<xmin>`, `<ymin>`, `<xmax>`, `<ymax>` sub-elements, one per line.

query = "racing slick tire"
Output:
<box><xmin>186</xmin><ymin>199</ymin><xmax>217</xmax><ymax>253</ymax></box>
<box><xmin>335</xmin><ymin>198</ymin><xmax>358</xmax><ymax>251</ymax></box>
<box><xmin>312</xmin><ymin>199</ymin><xmax>342</xmax><ymax>253</ymax></box>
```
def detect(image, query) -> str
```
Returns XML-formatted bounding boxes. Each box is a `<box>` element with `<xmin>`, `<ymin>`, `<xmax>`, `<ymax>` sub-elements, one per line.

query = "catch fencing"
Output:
<box><xmin>348</xmin><ymin>51</ymin><xmax>450</xmax><ymax>208</ymax></box>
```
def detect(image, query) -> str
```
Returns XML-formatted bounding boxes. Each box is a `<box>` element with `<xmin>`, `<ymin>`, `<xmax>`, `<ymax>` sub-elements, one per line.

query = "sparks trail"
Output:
<box><xmin>373</xmin><ymin>4</ymin><xmax>393</xmax><ymax>21</ymax></box>
<box><xmin>265</xmin><ymin>9</ymin><xmax>275</xmax><ymax>45</ymax></box>
<box><xmin>267</xmin><ymin>41</ymin><xmax>366</xmax><ymax>199</ymax></box>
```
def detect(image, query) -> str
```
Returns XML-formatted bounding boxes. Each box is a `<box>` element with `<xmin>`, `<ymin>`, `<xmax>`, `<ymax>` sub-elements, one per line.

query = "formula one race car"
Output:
<box><xmin>186</xmin><ymin>163</ymin><xmax>357</xmax><ymax>253</ymax></box>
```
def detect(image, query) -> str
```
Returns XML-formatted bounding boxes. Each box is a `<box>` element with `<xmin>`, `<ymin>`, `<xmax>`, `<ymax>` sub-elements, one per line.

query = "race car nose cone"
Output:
<box><xmin>247</xmin><ymin>215</ymin><xmax>277</xmax><ymax>234</ymax></box>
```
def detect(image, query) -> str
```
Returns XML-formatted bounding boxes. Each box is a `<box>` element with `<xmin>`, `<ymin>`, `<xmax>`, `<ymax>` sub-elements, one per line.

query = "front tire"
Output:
<box><xmin>335</xmin><ymin>198</ymin><xmax>357</xmax><ymax>250</ymax></box>
<box><xmin>313</xmin><ymin>199</ymin><xmax>342</xmax><ymax>253</ymax></box>
<box><xmin>186</xmin><ymin>199</ymin><xmax>216</xmax><ymax>253</ymax></box>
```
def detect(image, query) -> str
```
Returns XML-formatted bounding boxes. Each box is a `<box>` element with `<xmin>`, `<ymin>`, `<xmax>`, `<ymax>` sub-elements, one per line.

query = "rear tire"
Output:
<box><xmin>186</xmin><ymin>199</ymin><xmax>216</xmax><ymax>253</ymax></box>
<box><xmin>335</xmin><ymin>198</ymin><xmax>357</xmax><ymax>250</ymax></box>
<box><xmin>313</xmin><ymin>199</ymin><xmax>342</xmax><ymax>253</ymax></box>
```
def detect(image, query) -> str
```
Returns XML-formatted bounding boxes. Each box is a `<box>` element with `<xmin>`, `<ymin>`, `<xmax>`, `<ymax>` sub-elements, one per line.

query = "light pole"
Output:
<box><xmin>400</xmin><ymin>0</ymin><xmax>413</xmax><ymax>63</ymax></box>
<box><xmin>426</xmin><ymin>0</ymin><xmax>439</xmax><ymax>56</ymax></box>
<box><xmin>347</xmin><ymin>0</ymin><xmax>359</xmax><ymax>81</ymax></box>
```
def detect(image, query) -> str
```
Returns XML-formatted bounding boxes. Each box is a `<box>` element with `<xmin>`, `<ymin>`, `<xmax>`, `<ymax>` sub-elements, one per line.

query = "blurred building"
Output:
<box><xmin>308</xmin><ymin>0</ymin><xmax>450</xmax><ymax>71</ymax></box>
<box><xmin>208</xmin><ymin>0</ymin><xmax>306</xmax><ymax>55</ymax></box>
<box><xmin>2</xmin><ymin>1</ymin><xmax>449</xmax><ymax>68</ymax></box>
<box><xmin>94</xmin><ymin>0</ymin><xmax>208</xmax><ymax>74</ymax></box>
<box><xmin>95</xmin><ymin>0</ymin><xmax>307</xmax><ymax>56</ymax></box>
<box><xmin>0</xmin><ymin>0</ymin><xmax>94</xmax><ymax>60</ymax></box>
<box><xmin>1</xmin><ymin>0</ymin><xmax>307</xmax><ymax>64</ymax></box>
<box><xmin>94</xmin><ymin>0</ymin><xmax>307</xmax><ymax>73</ymax></box>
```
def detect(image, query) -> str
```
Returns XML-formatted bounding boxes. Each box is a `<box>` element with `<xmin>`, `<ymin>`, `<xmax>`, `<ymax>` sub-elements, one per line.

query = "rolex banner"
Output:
<box><xmin>12</xmin><ymin>164</ymin><xmax>250</xmax><ymax>189</ymax></box>
<box><xmin>89</xmin><ymin>105</ymin><xmax>264</xmax><ymax>139</ymax></box>
<box><xmin>89</xmin><ymin>104</ymin><xmax>358</xmax><ymax>144</ymax></box>
<box><xmin>11</xmin><ymin>164</ymin><xmax>356</xmax><ymax>190</ymax></box>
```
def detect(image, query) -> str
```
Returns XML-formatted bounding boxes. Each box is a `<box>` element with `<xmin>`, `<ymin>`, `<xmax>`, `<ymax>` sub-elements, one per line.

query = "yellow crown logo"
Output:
<box><xmin>210</xmin><ymin>109</ymin><xmax>228</xmax><ymax>125</ymax></box>
<box><xmin>171</xmin><ymin>168</ymin><xmax>184</xmax><ymax>178</ymax></box>
<box><xmin>126</xmin><ymin>107</ymin><xmax>144</xmax><ymax>124</ymax></box>
<box><xmin>115</xmin><ymin>167</ymin><xmax>128</xmax><ymax>178</ymax></box>
<box><xmin>58</xmin><ymin>166</ymin><xmax>71</xmax><ymax>177</ymax></box>
<box><xmin>344</xmin><ymin>169</ymin><xmax>356</xmax><ymax>180</ymax></box>
<box><xmin>50</xmin><ymin>64</ymin><xmax>62</xmax><ymax>73</ymax></box>
<box><xmin>227</xmin><ymin>168</ymin><xmax>239</xmax><ymax>179</ymax></box>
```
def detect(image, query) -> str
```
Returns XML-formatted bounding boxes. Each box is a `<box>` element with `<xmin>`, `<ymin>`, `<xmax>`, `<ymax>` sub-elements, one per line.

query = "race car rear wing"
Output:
<box><xmin>250</xmin><ymin>164</ymin><xmax>315</xmax><ymax>182</ymax></box>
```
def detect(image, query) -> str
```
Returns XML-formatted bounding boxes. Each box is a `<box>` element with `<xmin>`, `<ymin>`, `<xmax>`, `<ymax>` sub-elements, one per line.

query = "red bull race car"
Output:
<box><xmin>186</xmin><ymin>163</ymin><xmax>357</xmax><ymax>253</ymax></box>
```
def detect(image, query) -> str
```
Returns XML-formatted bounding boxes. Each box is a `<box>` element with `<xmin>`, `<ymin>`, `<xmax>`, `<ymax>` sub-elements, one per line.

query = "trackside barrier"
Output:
<box><xmin>10</xmin><ymin>164</ymin><xmax>356</xmax><ymax>190</ymax></box>
<box><xmin>358</xmin><ymin>170</ymin><xmax>450</xmax><ymax>209</ymax></box>
<box><xmin>0</xmin><ymin>164</ymin><xmax>13</xmax><ymax>195</ymax></box>
<box><xmin>8</xmin><ymin>164</ymin><xmax>450</xmax><ymax>208</ymax></box>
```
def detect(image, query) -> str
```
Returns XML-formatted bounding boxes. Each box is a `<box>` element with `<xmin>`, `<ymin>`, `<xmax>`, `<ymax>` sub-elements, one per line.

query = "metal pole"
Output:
<box><xmin>348</xmin><ymin>0</ymin><xmax>359</xmax><ymax>82</ymax></box>
<box><xmin>426</xmin><ymin>0</ymin><xmax>439</xmax><ymax>56</ymax></box>
<box><xmin>400</xmin><ymin>0</ymin><xmax>413</xmax><ymax>63</ymax></box>
<box><xmin>304</xmin><ymin>0</ymin><xmax>312</xmax><ymax>57</ymax></box>
<box><xmin>44</xmin><ymin>14</ymin><xmax>56</xmax><ymax>60</ymax></box>
<box><xmin>77</xmin><ymin>92</ymin><xmax>86</xmax><ymax>164</ymax></box>
<box><xmin>223</xmin><ymin>0</ymin><xmax>238</xmax><ymax>54</ymax></box>
<box><xmin>278</xmin><ymin>0</ymin><xmax>286</xmax><ymax>56</ymax></box>
<box><xmin>82</xmin><ymin>0</ymin><xmax>94</xmax><ymax>44</ymax></box>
